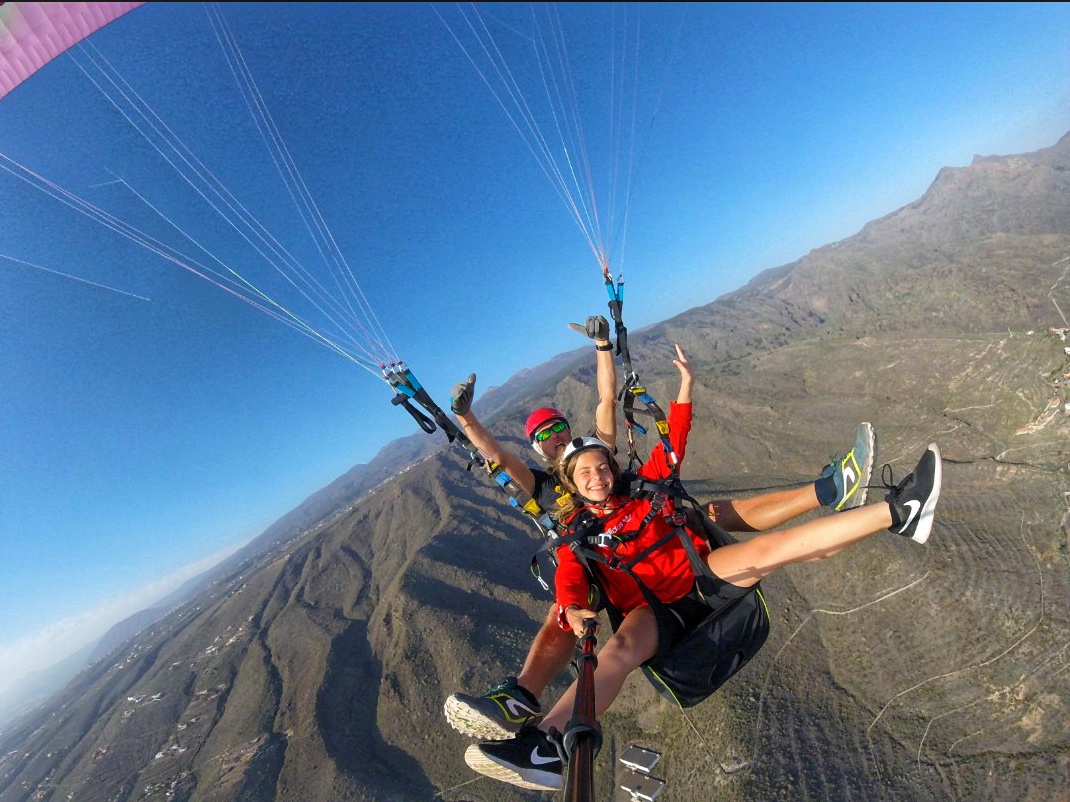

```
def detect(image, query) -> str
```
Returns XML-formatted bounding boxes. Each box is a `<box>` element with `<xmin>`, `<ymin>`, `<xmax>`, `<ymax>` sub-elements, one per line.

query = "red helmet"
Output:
<box><xmin>524</xmin><ymin>406</ymin><xmax>569</xmax><ymax>440</ymax></box>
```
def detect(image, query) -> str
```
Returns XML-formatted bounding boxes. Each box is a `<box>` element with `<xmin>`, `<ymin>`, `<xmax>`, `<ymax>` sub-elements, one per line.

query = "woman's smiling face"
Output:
<box><xmin>570</xmin><ymin>449</ymin><xmax>615</xmax><ymax>502</ymax></box>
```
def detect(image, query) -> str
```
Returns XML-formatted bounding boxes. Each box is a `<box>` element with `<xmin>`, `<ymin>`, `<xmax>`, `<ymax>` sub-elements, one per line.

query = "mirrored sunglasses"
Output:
<box><xmin>534</xmin><ymin>420</ymin><xmax>569</xmax><ymax>442</ymax></box>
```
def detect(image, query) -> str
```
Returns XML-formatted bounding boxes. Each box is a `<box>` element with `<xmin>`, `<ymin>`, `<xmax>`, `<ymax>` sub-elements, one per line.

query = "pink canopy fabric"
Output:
<box><xmin>0</xmin><ymin>1</ymin><xmax>144</xmax><ymax>100</ymax></box>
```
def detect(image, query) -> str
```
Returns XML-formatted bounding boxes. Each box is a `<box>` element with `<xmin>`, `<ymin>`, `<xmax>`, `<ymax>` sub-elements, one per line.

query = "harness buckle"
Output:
<box><xmin>593</xmin><ymin>533</ymin><xmax>615</xmax><ymax>548</ymax></box>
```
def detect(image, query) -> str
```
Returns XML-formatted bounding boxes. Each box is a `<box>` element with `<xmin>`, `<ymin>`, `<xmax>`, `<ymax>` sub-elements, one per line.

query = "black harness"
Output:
<box><xmin>538</xmin><ymin>474</ymin><xmax>771</xmax><ymax>708</ymax></box>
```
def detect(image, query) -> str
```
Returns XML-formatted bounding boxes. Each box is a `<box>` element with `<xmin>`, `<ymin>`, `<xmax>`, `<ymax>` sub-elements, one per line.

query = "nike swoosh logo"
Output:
<box><xmin>843</xmin><ymin>465</ymin><xmax>858</xmax><ymax>485</ymax></box>
<box><xmin>530</xmin><ymin>748</ymin><xmax>559</xmax><ymax>766</ymax></box>
<box><xmin>901</xmin><ymin>499</ymin><xmax>921</xmax><ymax>530</ymax></box>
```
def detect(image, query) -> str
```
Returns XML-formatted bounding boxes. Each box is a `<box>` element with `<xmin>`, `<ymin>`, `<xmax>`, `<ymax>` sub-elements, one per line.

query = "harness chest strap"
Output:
<box><xmin>530</xmin><ymin>472</ymin><xmax>695</xmax><ymax>589</ymax></box>
<box><xmin>530</xmin><ymin>470</ymin><xmax>729</xmax><ymax>603</ymax></box>
<box><xmin>539</xmin><ymin>493</ymin><xmax>708</xmax><ymax>621</ymax></box>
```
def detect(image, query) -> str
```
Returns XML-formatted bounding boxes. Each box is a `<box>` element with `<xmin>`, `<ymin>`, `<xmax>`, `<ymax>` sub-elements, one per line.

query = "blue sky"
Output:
<box><xmin>1</xmin><ymin>2</ymin><xmax>1068</xmax><ymax>702</ymax></box>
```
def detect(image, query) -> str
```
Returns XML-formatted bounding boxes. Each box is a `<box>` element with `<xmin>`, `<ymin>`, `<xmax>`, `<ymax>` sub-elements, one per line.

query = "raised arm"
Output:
<box><xmin>673</xmin><ymin>342</ymin><xmax>693</xmax><ymax>404</ymax></box>
<box><xmin>570</xmin><ymin>315</ymin><xmax>617</xmax><ymax>448</ymax></box>
<box><xmin>593</xmin><ymin>322</ymin><xmax>617</xmax><ymax>448</ymax></box>
<box><xmin>638</xmin><ymin>344</ymin><xmax>695</xmax><ymax>480</ymax></box>
<box><xmin>450</xmin><ymin>373</ymin><xmax>536</xmax><ymax>495</ymax></box>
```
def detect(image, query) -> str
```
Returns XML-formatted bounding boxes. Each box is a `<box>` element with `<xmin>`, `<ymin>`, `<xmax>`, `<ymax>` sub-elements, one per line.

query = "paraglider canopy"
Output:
<box><xmin>0</xmin><ymin>1</ymin><xmax>144</xmax><ymax>100</ymax></box>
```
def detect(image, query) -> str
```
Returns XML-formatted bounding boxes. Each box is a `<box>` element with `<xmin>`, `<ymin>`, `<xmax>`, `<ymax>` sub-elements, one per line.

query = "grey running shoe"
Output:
<box><xmin>885</xmin><ymin>443</ymin><xmax>942</xmax><ymax>544</ymax></box>
<box><xmin>444</xmin><ymin>676</ymin><xmax>542</xmax><ymax>740</ymax></box>
<box><xmin>464</xmin><ymin>726</ymin><xmax>564</xmax><ymax>791</ymax></box>
<box><xmin>822</xmin><ymin>422</ymin><xmax>877</xmax><ymax>510</ymax></box>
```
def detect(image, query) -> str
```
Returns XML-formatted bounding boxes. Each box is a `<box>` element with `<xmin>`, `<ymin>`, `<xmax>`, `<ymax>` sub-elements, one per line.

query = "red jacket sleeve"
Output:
<box><xmin>638</xmin><ymin>402</ymin><xmax>692</xmax><ymax>481</ymax></box>
<box><xmin>553</xmin><ymin>545</ymin><xmax>592</xmax><ymax>629</ymax></box>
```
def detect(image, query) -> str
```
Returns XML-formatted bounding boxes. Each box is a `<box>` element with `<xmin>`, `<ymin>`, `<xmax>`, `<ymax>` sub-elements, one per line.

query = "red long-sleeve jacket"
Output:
<box><xmin>555</xmin><ymin>402</ymin><xmax>709</xmax><ymax>628</ymax></box>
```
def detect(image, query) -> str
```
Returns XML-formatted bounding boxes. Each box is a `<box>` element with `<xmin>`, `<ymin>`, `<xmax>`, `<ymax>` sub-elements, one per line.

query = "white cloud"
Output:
<box><xmin>0</xmin><ymin>542</ymin><xmax>244</xmax><ymax>701</ymax></box>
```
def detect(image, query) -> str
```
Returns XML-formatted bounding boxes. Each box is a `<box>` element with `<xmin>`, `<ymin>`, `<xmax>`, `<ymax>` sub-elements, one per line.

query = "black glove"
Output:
<box><xmin>450</xmin><ymin>373</ymin><xmax>476</xmax><ymax>415</ymax></box>
<box><xmin>585</xmin><ymin>314</ymin><xmax>610</xmax><ymax>341</ymax></box>
<box><xmin>568</xmin><ymin>314</ymin><xmax>610</xmax><ymax>341</ymax></box>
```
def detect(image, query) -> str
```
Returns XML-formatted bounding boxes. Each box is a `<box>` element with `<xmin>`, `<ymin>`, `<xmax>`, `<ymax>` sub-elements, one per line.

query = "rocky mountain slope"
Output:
<box><xmin>1</xmin><ymin>134</ymin><xmax>1067</xmax><ymax>802</ymax></box>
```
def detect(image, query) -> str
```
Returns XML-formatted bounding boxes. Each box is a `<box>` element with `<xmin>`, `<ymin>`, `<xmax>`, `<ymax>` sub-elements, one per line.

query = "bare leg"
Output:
<box><xmin>538</xmin><ymin>607</ymin><xmax>659</xmax><ymax>734</ymax></box>
<box><xmin>707</xmin><ymin>501</ymin><xmax>893</xmax><ymax>588</ymax></box>
<box><xmin>518</xmin><ymin>603</ymin><xmax>578</xmax><ymax>699</ymax></box>
<box><xmin>708</xmin><ymin>485</ymin><xmax>820</xmax><ymax>532</ymax></box>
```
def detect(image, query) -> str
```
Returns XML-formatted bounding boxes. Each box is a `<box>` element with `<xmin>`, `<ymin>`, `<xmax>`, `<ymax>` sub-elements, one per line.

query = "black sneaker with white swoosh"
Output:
<box><xmin>885</xmin><ymin>443</ymin><xmax>942</xmax><ymax>544</ymax></box>
<box><xmin>464</xmin><ymin>726</ymin><xmax>565</xmax><ymax>791</ymax></box>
